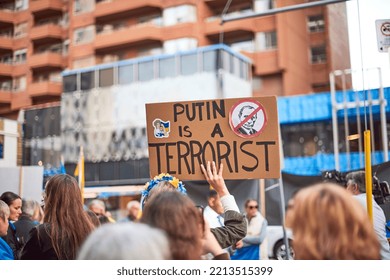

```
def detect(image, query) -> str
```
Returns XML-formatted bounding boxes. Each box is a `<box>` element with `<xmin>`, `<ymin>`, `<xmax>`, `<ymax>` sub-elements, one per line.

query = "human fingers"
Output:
<box><xmin>212</xmin><ymin>161</ymin><xmax>217</xmax><ymax>175</ymax></box>
<box><xmin>218</xmin><ymin>163</ymin><xmax>224</xmax><ymax>177</ymax></box>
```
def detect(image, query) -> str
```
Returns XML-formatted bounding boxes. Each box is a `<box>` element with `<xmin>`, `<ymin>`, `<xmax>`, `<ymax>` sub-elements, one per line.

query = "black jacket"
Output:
<box><xmin>20</xmin><ymin>223</ymin><xmax>59</xmax><ymax>260</ymax></box>
<box><xmin>210</xmin><ymin>210</ymin><xmax>247</xmax><ymax>249</ymax></box>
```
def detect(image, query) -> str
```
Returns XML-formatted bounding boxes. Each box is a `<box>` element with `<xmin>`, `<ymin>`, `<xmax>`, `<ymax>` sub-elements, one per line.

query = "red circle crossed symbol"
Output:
<box><xmin>229</xmin><ymin>99</ymin><xmax>267</xmax><ymax>138</ymax></box>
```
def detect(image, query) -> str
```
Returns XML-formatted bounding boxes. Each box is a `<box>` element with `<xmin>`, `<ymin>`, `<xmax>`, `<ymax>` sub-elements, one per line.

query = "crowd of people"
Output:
<box><xmin>1</xmin><ymin>162</ymin><xmax>389</xmax><ymax>260</ymax></box>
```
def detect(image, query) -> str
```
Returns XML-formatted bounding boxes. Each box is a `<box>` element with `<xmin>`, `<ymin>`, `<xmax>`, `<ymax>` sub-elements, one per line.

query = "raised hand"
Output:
<box><xmin>200</xmin><ymin>161</ymin><xmax>229</xmax><ymax>197</ymax></box>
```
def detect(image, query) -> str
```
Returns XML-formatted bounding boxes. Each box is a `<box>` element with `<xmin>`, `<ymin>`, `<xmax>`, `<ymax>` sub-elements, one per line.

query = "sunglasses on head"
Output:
<box><xmin>248</xmin><ymin>205</ymin><xmax>258</xmax><ymax>209</ymax></box>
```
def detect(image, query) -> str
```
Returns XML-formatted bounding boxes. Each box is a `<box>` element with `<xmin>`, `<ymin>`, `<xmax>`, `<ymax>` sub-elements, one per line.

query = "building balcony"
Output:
<box><xmin>30</xmin><ymin>0</ymin><xmax>63</xmax><ymax>16</ymax></box>
<box><xmin>94</xmin><ymin>24</ymin><xmax>162</xmax><ymax>52</ymax></box>
<box><xmin>28</xmin><ymin>81</ymin><xmax>62</xmax><ymax>98</ymax></box>
<box><xmin>204</xmin><ymin>0</ymin><xmax>252</xmax><ymax>9</ymax></box>
<box><xmin>0</xmin><ymin>63</ymin><xmax>12</xmax><ymax>78</ymax></box>
<box><xmin>30</xmin><ymin>24</ymin><xmax>64</xmax><ymax>45</ymax></box>
<box><xmin>243</xmin><ymin>50</ymin><xmax>281</xmax><ymax>75</ymax></box>
<box><xmin>29</xmin><ymin>52</ymin><xmax>65</xmax><ymax>71</ymax></box>
<box><xmin>204</xmin><ymin>17</ymin><xmax>255</xmax><ymax>41</ymax></box>
<box><xmin>0</xmin><ymin>10</ymin><xmax>14</xmax><ymax>24</ymax></box>
<box><xmin>0</xmin><ymin>90</ymin><xmax>12</xmax><ymax>104</ymax></box>
<box><xmin>12</xmin><ymin>63</ymin><xmax>29</xmax><ymax>76</ymax></box>
<box><xmin>0</xmin><ymin>36</ymin><xmax>13</xmax><ymax>51</ymax></box>
<box><xmin>95</xmin><ymin>0</ymin><xmax>162</xmax><ymax>21</ymax></box>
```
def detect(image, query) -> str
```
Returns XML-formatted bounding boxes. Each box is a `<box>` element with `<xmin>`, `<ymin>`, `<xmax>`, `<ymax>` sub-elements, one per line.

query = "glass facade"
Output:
<box><xmin>62</xmin><ymin>45</ymin><xmax>251</xmax><ymax>92</ymax></box>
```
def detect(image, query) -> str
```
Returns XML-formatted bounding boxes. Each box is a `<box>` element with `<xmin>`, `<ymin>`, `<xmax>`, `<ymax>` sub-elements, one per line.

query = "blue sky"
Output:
<box><xmin>347</xmin><ymin>0</ymin><xmax>390</xmax><ymax>89</ymax></box>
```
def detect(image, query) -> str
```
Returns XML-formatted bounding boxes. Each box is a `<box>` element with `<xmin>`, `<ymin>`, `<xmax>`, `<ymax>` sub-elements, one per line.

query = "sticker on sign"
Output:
<box><xmin>376</xmin><ymin>19</ymin><xmax>390</xmax><ymax>52</ymax></box>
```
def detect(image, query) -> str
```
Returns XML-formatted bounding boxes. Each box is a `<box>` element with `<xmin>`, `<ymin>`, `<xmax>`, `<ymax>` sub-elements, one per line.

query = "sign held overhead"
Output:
<box><xmin>146</xmin><ymin>97</ymin><xmax>280</xmax><ymax>180</ymax></box>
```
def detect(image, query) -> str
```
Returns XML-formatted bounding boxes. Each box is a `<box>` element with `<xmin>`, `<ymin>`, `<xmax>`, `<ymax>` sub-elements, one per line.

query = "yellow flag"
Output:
<box><xmin>74</xmin><ymin>147</ymin><xmax>85</xmax><ymax>203</ymax></box>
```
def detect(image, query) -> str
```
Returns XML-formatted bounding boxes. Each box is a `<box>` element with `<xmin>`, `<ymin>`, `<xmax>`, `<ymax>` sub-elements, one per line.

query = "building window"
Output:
<box><xmin>254</xmin><ymin>0</ymin><xmax>273</xmax><ymax>12</ymax></box>
<box><xmin>181</xmin><ymin>53</ymin><xmax>197</xmax><ymax>76</ymax></box>
<box><xmin>118</xmin><ymin>65</ymin><xmax>133</xmax><ymax>85</ymax></box>
<box><xmin>203</xmin><ymin>50</ymin><xmax>217</xmax><ymax>72</ymax></box>
<box><xmin>80</xmin><ymin>71</ymin><xmax>95</xmax><ymax>90</ymax></box>
<box><xmin>13</xmin><ymin>76</ymin><xmax>26</xmax><ymax>92</ymax></box>
<box><xmin>74</xmin><ymin>0</ymin><xmax>94</xmax><ymax>15</ymax></box>
<box><xmin>73</xmin><ymin>26</ymin><xmax>95</xmax><ymax>45</ymax></box>
<box><xmin>256</xmin><ymin>31</ymin><xmax>277</xmax><ymax>51</ymax></box>
<box><xmin>163</xmin><ymin>38</ymin><xmax>197</xmax><ymax>54</ymax></box>
<box><xmin>159</xmin><ymin>57</ymin><xmax>176</xmax><ymax>78</ymax></box>
<box><xmin>138</xmin><ymin>61</ymin><xmax>154</xmax><ymax>82</ymax></box>
<box><xmin>99</xmin><ymin>68</ymin><xmax>114</xmax><ymax>88</ymax></box>
<box><xmin>15</xmin><ymin>0</ymin><xmax>28</xmax><ymax>11</ymax></box>
<box><xmin>311</xmin><ymin>45</ymin><xmax>327</xmax><ymax>64</ymax></box>
<box><xmin>163</xmin><ymin>5</ymin><xmax>197</xmax><ymax>26</ymax></box>
<box><xmin>0</xmin><ymin>80</ymin><xmax>12</xmax><ymax>91</ymax></box>
<box><xmin>14</xmin><ymin>22</ymin><xmax>27</xmax><ymax>38</ymax></box>
<box><xmin>13</xmin><ymin>49</ymin><xmax>27</xmax><ymax>64</ymax></box>
<box><xmin>63</xmin><ymin>74</ymin><xmax>77</xmax><ymax>93</ymax></box>
<box><xmin>307</xmin><ymin>15</ymin><xmax>325</xmax><ymax>33</ymax></box>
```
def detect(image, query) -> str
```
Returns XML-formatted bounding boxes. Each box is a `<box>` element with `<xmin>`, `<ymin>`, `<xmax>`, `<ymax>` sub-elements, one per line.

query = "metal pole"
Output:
<box><xmin>278</xmin><ymin>176</ymin><xmax>291</xmax><ymax>259</ymax></box>
<box><xmin>378</xmin><ymin>68</ymin><xmax>388</xmax><ymax>162</ymax></box>
<box><xmin>221</xmin><ymin>0</ymin><xmax>350</xmax><ymax>23</ymax></box>
<box><xmin>342</xmin><ymin>74</ymin><xmax>350</xmax><ymax>170</ymax></box>
<box><xmin>330</xmin><ymin>73</ymin><xmax>340</xmax><ymax>171</ymax></box>
<box><xmin>354</xmin><ymin>88</ymin><xmax>363</xmax><ymax>168</ymax></box>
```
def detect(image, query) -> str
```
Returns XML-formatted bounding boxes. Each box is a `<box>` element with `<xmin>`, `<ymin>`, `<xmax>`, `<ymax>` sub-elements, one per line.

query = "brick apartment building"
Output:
<box><xmin>0</xmin><ymin>0</ymin><xmax>350</xmax><ymax>119</ymax></box>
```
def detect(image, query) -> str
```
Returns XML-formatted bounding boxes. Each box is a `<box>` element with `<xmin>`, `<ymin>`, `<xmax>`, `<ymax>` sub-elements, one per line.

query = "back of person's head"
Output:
<box><xmin>21</xmin><ymin>199</ymin><xmax>37</xmax><ymax>217</ymax></box>
<box><xmin>0</xmin><ymin>200</ymin><xmax>10</xmax><ymax>222</ymax></box>
<box><xmin>0</xmin><ymin>191</ymin><xmax>21</xmax><ymax>206</ymax></box>
<box><xmin>77</xmin><ymin>223</ymin><xmax>171</xmax><ymax>260</ymax></box>
<box><xmin>141</xmin><ymin>191</ymin><xmax>202</xmax><ymax>260</ymax></box>
<box><xmin>141</xmin><ymin>173</ymin><xmax>187</xmax><ymax>209</ymax></box>
<box><xmin>88</xmin><ymin>199</ymin><xmax>106</xmax><ymax>215</ymax></box>
<box><xmin>85</xmin><ymin>210</ymin><xmax>101</xmax><ymax>227</ymax></box>
<box><xmin>0</xmin><ymin>200</ymin><xmax>10</xmax><ymax>237</ymax></box>
<box><xmin>345</xmin><ymin>171</ymin><xmax>366</xmax><ymax>193</ymax></box>
<box><xmin>286</xmin><ymin>183</ymin><xmax>380</xmax><ymax>260</ymax></box>
<box><xmin>43</xmin><ymin>174</ymin><xmax>95</xmax><ymax>259</ymax></box>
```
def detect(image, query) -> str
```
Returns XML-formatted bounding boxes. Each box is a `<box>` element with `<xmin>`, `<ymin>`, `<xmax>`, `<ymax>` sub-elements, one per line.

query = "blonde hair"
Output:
<box><xmin>286</xmin><ymin>183</ymin><xmax>380</xmax><ymax>260</ymax></box>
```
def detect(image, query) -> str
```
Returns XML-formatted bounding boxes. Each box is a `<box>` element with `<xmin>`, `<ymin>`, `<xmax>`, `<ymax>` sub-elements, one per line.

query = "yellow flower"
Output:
<box><xmin>170</xmin><ymin>177</ymin><xmax>179</xmax><ymax>188</ymax></box>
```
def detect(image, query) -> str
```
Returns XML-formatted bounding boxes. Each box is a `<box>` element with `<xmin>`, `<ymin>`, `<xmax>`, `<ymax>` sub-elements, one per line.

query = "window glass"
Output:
<box><xmin>138</xmin><ymin>61</ymin><xmax>154</xmax><ymax>82</ymax></box>
<box><xmin>308</xmin><ymin>15</ymin><xmax>325</xmax><ymax>33</ymax></box>
<box><xmin>256</xmin><ymin>31</ymin><xmax>277</xmax><ymax>51</ymax></box>
<box><xmin>99</xmin><ymin>68</ymin><xmax>114</xmax><ymax>87</ymax></box>
<box><xmin>63</xmin><ymin>74</ymin><xmax>77</xmax><ymax>92</ymax></box>
<box><xmin>80</xmin><ymin>71</ymin><xmax>95</xmax><ymax>90</ymax></box>
<box><xmin>181</xmin><ymin>53</ymin><xmax>197</xmax><ymax>76</ymax></box>
<box><xmin>159</xmin><ymin>57</ymin><xmax>176</xmax><ymax>78</ymax></box>
<box><xmin>203</xmin><ymin>50</ymin><xmax>217</xmax><ymax>72</ymax></box>
<box><xmin>118</xmin><ymin>65</ymin><xmax>133</xmax><ymax>85</ymax></box>
<box><xmin>311</xmin><ymin>45</ymin><xmax>327</xmax><ymax>64</ymax></box>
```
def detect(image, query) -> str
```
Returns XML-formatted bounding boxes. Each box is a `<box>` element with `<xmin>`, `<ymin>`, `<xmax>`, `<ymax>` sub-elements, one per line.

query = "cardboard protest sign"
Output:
<box><xmin>146</xmin><ymin>97</ymin><xmax>280</xmax><ymax>180</ymax></box>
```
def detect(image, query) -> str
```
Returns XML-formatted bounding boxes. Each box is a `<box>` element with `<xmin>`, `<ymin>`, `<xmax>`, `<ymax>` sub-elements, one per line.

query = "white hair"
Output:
<box><xmin>126</xmin><ymin>200</ymin><xmax>140</xmax><ymax>210</ymax></box>
<box><xmin>77</xmin><ymin>223</ymin><xmax>171</xmax><ymax>260</ymax></box>
<box><xmin>0</xmin><ymin>200</ymin><xmax>10</xmax><ymax>221</ymax></box>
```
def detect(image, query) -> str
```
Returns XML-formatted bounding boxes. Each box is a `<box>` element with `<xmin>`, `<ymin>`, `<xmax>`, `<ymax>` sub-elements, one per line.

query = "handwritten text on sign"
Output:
<box><xmin>146</xmin><ymin>97</ymin><xmax>280</xmax><ymax>180</ymax></box>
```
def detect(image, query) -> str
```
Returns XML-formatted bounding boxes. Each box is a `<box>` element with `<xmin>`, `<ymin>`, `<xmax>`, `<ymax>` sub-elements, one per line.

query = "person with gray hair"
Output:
<box><xmin>77</xmin><ymin>223</ymin><xmax>171</xmax><ymax>260</ymax></box>
<box><xmin>346</xmin><ymin>171</ymin><xmax>390</xmax><ymax>260</ymax></box>
<box><xmin>14</xmin><ymin>199</ymin><xmax>42</xmax><ymax>245</ymax></box>
<box><xmin>119</xmin><ymin>200</ymin><xmax>140</xmax><ymax>223</ymax></box>
<box><xmin>0</xmin><ymin>200</ymin><xmax>13</xmax><ymax>260</ymax></box>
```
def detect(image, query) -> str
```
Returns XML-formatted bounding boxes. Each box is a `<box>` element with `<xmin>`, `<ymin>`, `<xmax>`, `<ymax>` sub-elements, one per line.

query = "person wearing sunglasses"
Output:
<box><xmin>231</xmin><ymin>199</ymin><xmax>267</xmax><ymax>260</ymax></box>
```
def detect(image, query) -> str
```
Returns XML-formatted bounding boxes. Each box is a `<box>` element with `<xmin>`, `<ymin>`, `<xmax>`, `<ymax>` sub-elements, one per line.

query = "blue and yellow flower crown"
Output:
<box><xmin>140</xmin><ymin>173</ymin><xmax>187</xmax><ymax>208</ymax></box>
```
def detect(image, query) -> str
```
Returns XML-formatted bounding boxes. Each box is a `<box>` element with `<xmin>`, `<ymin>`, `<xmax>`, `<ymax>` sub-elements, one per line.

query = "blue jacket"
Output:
<box><xmin>0</xmin><ymin>237</ymin><xmax>14</xmax><ymax>260</ymax></box>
